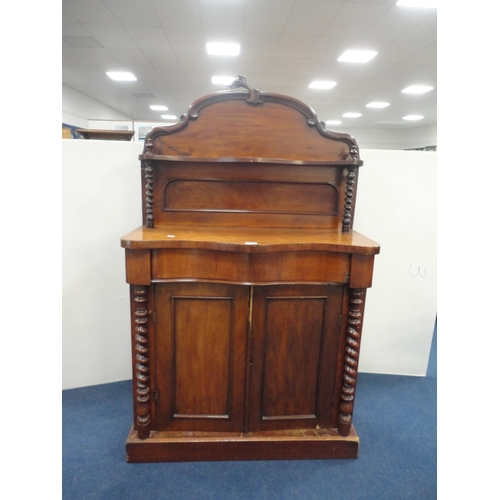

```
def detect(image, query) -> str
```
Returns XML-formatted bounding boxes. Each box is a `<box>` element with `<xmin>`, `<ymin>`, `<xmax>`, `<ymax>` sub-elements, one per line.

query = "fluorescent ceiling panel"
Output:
<box><xmin>308</xmin><ymin>81</ymin><xmax>337</xmax><ymax>89</ymax></box>
<box><xmin>161</xmin><ymin>115</ymin><xmax>177</xmax><ymax>120</ymax></box>
<box><xmin>326</xmin><ymin>120</ymin><xmax>342</xmax><ymax>125</ymax></box>
<box><xmin>397</xmin><ymin>1</ymin><xmax>437</xmax><ymax>7</ymax></box>
<box><xmin>343</xmin><ymin>112</ymin><xmax>362</xmax><ymax>118</ymax></box>
<box><xmin>401</xmin><ymin>85</ymin><xmax>433</xmax><ymax>94</ymax></box>
<box><xmin>106</xmin><ymin>71</ymin><xmax>137</xmax><ymax>81</ymax></box>
<box><xmin>211</xmin><ymin>76</ymin><xmax>236</xmax><ymax>85</ymax></box>
<box><xmin>366</xmin><ymin>102</ymin><xmax>390</xmax><ymax>108</ymax></box>
<box><xmin>337</xmin><ymin>50</ymin><xmax>377</xmax><ymax>63</ymax></box>
<box><xmin>403</xmin><ymin>115</ymin><xmax>424</xmax><ymax>120</ymax></box>
<box><xmin>206</xmin><ymin>42</ymin><xmax>240</xmax><ymax>56</ymax></box>
<box><xmin>150</xmin><ymin>105</ymin><xmax>168</xmax><ymax>111</ymax></box>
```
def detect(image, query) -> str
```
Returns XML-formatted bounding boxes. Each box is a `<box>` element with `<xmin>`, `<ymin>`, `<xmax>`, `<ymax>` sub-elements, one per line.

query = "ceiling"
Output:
<box><xmin>62</xmin><ymin>0</ymin><xmax>436</xmax><ymax>130</ymax></box>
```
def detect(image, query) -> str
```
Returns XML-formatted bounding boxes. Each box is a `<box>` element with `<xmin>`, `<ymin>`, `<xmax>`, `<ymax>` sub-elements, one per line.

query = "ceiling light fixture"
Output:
<box><xmin>403</xmin><ymin>115</ymin><xmax>424</xmax><ymax>120</ymax></box>
<box><xmin>366</xmin><ymin>102</ymin><xmax>390</xmax><ymax>108</ymax></box>
<box><xmin>150</xmin><ymin>105</ymin><xmax>168</xmax><ymax>111</ymax></box>
<box><xmin>342</xmin><ymin>112</ymin><xmax>362</xmax><ymax>118</ymax></box>
<box><xmin>206</xmin><ymin>42</ymin><xmax>240</xmax><ymax>56</ymax></box>
<box><xmin>211</xmin><ymin>76</ymin><xmax>236</xmax><ymax>85</ymax></box>
<box><xmin>308</xmin><ymin>81</ymin><xmax>337</xmax><ymax>89</ymax></box>
<box><xmin>396</xmin><ymin>0</ymin><xmax>437</xmax><ymax>7</ymax></box>
<box><xmin>401</xmin><ymin>85</ymin><xmax>434</xmax><ymax>94</ymax></box>
<box><xmin>337</xmin><ymin>50</ymin><xmax>377</xmax><ymax>63</ymax></box>
<box><xmin>161</xmin><ymin>115</ymin><xmax>177</xmax><ymax>120</ymax></box>
<box><xmin>106</xmin><ymin>71</ymin><xmax>137</xmax><ymax>81</ymax></box>
<box><xmin>326</xmin><ymin>120</ymin><xmax>342</xmax><ymax>125</ymax></box>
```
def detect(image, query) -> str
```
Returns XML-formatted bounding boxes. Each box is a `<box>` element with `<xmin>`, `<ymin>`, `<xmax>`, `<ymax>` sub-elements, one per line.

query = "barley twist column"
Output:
<box><xmin>145</xmin><ymin>160</ymin><xmax>154</xmax><ymax>228</ymax></box>
<box><xmin>133</xmin><ymin>285</ymin><xmax>151</xmax><ymax>439</ymax></box>
<box><xmin>338</xmin><ymin>288</ymin><xmax>364</xmax><ymax>436</ymax></box>
<box><xmin>342</xmin><ymin>166</ymin><xmax>356</xmax><ymax>232</ymax></box>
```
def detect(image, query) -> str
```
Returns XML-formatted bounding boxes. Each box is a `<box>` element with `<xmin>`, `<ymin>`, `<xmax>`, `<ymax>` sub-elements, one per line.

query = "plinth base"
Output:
<box><xmin>126</xmin><ymin>426</ymin><xmax>359</xmax><ymax>462</ymax></box>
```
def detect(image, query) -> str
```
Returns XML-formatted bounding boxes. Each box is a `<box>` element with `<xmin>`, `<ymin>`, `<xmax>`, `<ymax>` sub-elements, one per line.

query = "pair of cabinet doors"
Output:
<box><xmin>151</xmin><ymin>281</ymin><xmax>344</xmax><ymax>434</ymax></box>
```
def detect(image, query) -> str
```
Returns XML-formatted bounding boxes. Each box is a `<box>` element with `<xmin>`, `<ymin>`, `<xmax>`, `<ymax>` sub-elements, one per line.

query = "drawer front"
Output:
<box><xmin>152</xmin><ymin>249</ymin><xmax>350</xmax><ymax>284</ymax></box>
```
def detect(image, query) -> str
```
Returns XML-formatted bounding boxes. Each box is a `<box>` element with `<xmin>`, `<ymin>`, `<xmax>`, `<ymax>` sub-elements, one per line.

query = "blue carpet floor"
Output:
<box><xmin>63</xmin><ymin>326</ymin><xmax>436</xmax><ymax>499</ymax></box>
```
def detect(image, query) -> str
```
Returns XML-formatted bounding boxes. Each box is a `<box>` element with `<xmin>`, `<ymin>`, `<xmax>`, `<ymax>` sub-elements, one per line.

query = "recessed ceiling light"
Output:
<box><xmin>308</xmin><ymin>81</ymin><xmax>337</xmax><ymax>89</ymax></box>
<box><xmin>403</xmin><ymin>115</ymin><xmax>424</xmax><ymax>121</ymax></box>
<box><xmin>206</xmin><ymin>42</ymin><xmax>240</xmax><ymax>56</ymax></box>
<box><xmin>150</xmin><ymin>105</ymin><xmax>168</xmax><ymax>111</ymax></box>
<box><xmin>366</xmin><ymin>102</ymin><xmax>390</xmax><ymax>108</ymax></box>
<box><xmin>342</xmin><ymin>112</ymin><xmax>362</xmax><ymax>118</ymax></box>
<box><xmin>397</xmin><ymin>0</ymin><xmax>437</xmax><ymax>7</ymax></box>
<box><xmin>211</xmin><ymin>76</ymin><xmax>236</xmax><ymax>85</ymax></box>
<box><xmin>401</xmin><ymin>85</ymin><xmax>434</xmax><ymax>94</ymax></box>
<box><xmin>337</xmin><ymin>50</ymin><xmax>377</xmax><ymax>63</ymax></box>
<box><xmin>326</xmin><ymin>120</ymin><xmax>342</xmax><ymax>125</ymax></box>
<box><xmin>106</xmin><ymin>71</ymin><xmax>137</xmax><ymax>81</ymax></box>
<box><xmin>161</xmin><ymin>115</ymin><xmax>177</xmax><ymax>120</ymax></box>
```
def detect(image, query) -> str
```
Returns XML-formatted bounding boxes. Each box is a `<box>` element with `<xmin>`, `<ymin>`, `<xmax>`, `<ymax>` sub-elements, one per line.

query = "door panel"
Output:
<box><xmin>248</xmin><ymin>284</ymin><xmax>343</xmax><ymax>431</ymax></box>
<box><xmin>262</xmin><ymin>297</ymin><xmax>325</xmax><ymax>419</ymax></box>
<box><xmin>154</xmin><ymin>282</ymin><xmax>249</xmax><ymax>432</ymax></box>
<box><xmin>173</xmin><ymin>297</ymin><xmax>232</xmax><ymax>417</ymax></box>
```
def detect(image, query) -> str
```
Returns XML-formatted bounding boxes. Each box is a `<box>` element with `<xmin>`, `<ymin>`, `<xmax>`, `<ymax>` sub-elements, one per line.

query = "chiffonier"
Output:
<box><xmin>121</xmin><ymin>76</ymin><xmax>380</xmax><ymax>462</ymax></box>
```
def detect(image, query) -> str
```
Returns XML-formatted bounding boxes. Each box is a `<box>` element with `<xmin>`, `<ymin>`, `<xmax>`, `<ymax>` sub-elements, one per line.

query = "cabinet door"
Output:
<box><xmin>154</xmin><ymin>282</ymin><xmax>249</xmax><ymax>432</ymax></box>
<box><xmin>248</xmin><ymin>284</ymin><xmax>343</xmax><ymax>431</ymax></box>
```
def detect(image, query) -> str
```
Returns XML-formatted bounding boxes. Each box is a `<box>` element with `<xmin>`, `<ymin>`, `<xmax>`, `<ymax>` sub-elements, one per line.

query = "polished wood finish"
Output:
<box><xmin>126</xmin><ymin>425</ymin><xmax>359</xmax><ymax>462</ymax></box>
<box><xmin>121</xmin><ymin>78</ymin><xmax>379</xmax><ymax>461</ymax></box>
<box><xmin>154</xmin><ymin>283</ymin><xmax>248</xmax><ymax>432</ymax></box>
<box><xmin>140</xmin><ymin>161</ymin><xmax>358</xmax><ymax>229</ymax></box>
<box><xmin>247</xmin><ymin>285</ymin><xmax>342</xmax><ymax>432</ymax></box>
<box><xmin>150</xmin><ymin>249</ymin><xmax>351</xmax><ymax>284</ymax></box>
<box><xmin>122</xmin><ymin>226</ymin><xmax>379</xmax><ymax>254</ymax></box>
<box><xmin>131</xmin><ymin>285</ymin><xmax>153</xmax><ymax>439</ymax></box>
<box><xmin>125</xmin><ymin>249</ymin><xmax>150</xmax><ymax>285</ymax></box>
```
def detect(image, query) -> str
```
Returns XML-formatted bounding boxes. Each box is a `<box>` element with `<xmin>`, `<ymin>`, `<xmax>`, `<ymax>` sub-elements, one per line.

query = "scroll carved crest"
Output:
<box><xmin>140</xmin><ymin>76</ymin><xmax>362</xmax><ymax>164</ymax></box>
<box><xmin>228</xmin><ymin>75</ymin><xmax>263</xmax><ymax>104</ymax></box>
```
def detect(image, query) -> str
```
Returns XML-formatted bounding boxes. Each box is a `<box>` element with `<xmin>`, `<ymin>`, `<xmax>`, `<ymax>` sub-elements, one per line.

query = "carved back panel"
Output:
<box><xmin>140</xmin><ymin>77</ymin><xmax>362</xmax><ymax>231</ymax></box>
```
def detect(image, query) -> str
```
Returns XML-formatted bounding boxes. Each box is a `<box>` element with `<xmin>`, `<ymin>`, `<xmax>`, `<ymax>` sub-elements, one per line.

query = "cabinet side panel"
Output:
<box><xmin>173</xmin><ymin>297</ymin><xmax>232</xmax><ymax>417</ymax></box>
<box><xmin>262</xmin><ymin>298</ymin><xmax>326</xmax><ymax>419</ymax></box>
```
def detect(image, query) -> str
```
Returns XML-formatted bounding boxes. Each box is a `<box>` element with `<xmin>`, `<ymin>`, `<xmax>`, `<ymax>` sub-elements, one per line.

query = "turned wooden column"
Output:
<box><xmin>338</xmin><ymin>287</ymin><xmax>365</xmax><ymax>436</ymax></box>
<box><xmin>342</xmin><ymin>166</ymin><xmax>356</xmax><ymax>232</ymax></box>
<box><xmin>144</xmin><ymin>160</ymin><xmax>154</xmax><ymax>228</ymax></box>
<box><xmin>132</xmin><ymin>285</ymin><xmax>152</xmax><ymax>439</ymax></box>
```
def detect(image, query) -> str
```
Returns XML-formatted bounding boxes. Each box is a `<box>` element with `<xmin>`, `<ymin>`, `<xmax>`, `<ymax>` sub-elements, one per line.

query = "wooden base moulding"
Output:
<box><xmin>126</xmin><ymin>426</ymin><xmax>359</xmax><ymax>462</ymax></box>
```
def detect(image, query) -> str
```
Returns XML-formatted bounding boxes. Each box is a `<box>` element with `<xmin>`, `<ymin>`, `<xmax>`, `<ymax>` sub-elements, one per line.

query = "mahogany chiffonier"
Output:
<box><xmin>121</xmin><ymin>76</ymin><xmax>380</xmax><ymax>462</ymax></box>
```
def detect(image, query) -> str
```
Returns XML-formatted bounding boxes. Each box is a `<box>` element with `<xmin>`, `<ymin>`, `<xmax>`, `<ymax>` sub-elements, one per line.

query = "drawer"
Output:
<box><xmin>152</xmin><ymin>249</ymin><xmax>350</xmax><ymax>284</ymax></box>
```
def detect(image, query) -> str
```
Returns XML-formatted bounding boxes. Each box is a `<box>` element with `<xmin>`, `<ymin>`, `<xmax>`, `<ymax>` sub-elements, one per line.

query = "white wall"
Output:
<box><xmin>348</xmin><ymin>125</ymin><xmax>436</xmax><ymax>150</ymax></box>
<box><xmin>63</xmin><ymin>86</ymin><xmax>436</xmax><ymax>150</ymax></box>
<box><xmin>63</xmin><ymin>141</ymin><xmax>143</xmax><ymax>389</ymax></box>
<box><xmin>403</xmin><ymin>124</ymin><xmax>437</xmax><ymax>150</ymax></box>
<box><xmin>88</xmin><ymin>120</ymin><xmax>176</xmax><ymax>142</ymax></box>
<box><xmin>356</xmin><ymin>149</ymin><xmax>437</xmax><ymax>376</ymax></box>
<box><xmin>62</xmin><ymin>141</ymin><xmax>436</xmax><ymax>389</ymax></box>
<box><xmin>62</xmin><ymin>84</ymin><xmax>131</xmax><ymax>128</ymax></box>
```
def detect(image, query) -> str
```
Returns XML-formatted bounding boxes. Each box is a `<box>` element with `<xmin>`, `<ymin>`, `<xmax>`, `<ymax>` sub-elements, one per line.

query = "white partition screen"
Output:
<box><xmin>62</xmin><ymin>142</ymin><xmax>436</xmax><ymax>388</ymax></box>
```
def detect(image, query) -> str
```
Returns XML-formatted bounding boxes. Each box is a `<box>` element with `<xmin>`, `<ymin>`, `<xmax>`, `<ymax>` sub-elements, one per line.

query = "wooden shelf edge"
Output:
<box><xmin>125</xmin><ymin>426</ymin><xmax>359</xmax><ymax>462</ymax></box>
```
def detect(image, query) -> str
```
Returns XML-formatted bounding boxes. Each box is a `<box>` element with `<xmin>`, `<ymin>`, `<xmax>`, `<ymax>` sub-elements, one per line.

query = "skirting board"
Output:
<box><xmin>126</xmin><ymin>426</ymin><xmax>359</xmax><ymax>462</ymax></box>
